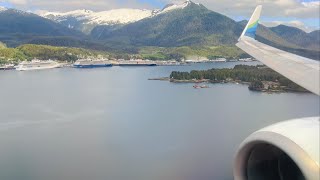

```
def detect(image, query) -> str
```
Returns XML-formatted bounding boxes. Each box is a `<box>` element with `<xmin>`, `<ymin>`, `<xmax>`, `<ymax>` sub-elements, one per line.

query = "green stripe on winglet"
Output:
<box><xmin>248</xmin><ymin>20</ymin><xmax>259</xmax><ymax>29</ymax></box>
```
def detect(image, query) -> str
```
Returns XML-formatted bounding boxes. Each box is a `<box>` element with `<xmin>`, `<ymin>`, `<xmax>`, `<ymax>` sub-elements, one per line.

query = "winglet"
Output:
<box><xmin>239</xmin><ymin>5</ymin><xmax>262</xmax><ymax>41</ymax></box>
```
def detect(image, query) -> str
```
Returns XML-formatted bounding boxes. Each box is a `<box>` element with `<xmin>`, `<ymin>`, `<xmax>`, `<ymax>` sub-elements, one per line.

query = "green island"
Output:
<box><xmin>169</xmin><ymin>65</ymin><xmax>308</xmax><ymax>93</ymax></box>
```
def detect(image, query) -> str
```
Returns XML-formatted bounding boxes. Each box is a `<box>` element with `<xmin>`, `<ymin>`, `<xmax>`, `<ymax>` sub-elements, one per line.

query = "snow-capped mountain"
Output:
<box><xmin>159</xmin><ymin>0</ymin><xmax>198</xmax><ymax>14</ymax></box>
<box><xmin>41</xmin><ymin>9</ymin><xmax>154</xmax><ymax>25</ymax></box>
<box><xmin>38</xmin><ymin>1</ymin><xmax>198</xmax><ymax>33</ymax></box>
<box><xmin>0</xmin><ymin>6</ymin><xmax>7</xmax><ymax>11</ymax></box>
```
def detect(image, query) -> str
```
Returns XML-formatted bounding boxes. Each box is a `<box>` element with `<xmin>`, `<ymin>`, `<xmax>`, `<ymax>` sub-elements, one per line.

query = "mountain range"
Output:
<box><xmin>39</xmin><ymin>1</ymin><xmax>196</xmax><ymax>34</ymax></box>
<box><xmin>270</xmin><ymin>25</ymin><xmax>319</xmax><ymax>50</ymax></box>
<box><xmin>0</xmin><ymin>1</ymin><xmax>319</xmax><ymax>59</ymax></box>
<box><xmin>91</xmin><ymin>2</ymin><xmax>243</xmax><ymax>47</ymax></box>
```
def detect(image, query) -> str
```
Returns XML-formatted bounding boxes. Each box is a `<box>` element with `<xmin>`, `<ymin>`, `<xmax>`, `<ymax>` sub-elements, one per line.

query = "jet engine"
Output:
<box><xmin>233</xmin><ymin>117</ymin><xmax>319</xmax><ymax>180</ymax></box>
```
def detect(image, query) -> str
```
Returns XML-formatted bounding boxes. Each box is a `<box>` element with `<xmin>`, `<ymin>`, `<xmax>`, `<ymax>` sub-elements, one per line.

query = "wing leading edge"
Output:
<box><xmin>237</xmin><ymin>6</ymin><xmax>320</xmax><ymax>95</ymax></box>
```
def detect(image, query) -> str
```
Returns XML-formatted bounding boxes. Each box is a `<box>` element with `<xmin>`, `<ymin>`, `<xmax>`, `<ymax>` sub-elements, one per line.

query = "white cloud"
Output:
<box><xmin>3</xmin><ymin>0</ymin><xmax>154</xmax><ymax>11</ymax></box>
<box><xmin>7</xmin><ymin>0</ymin><xmax>27</xmax><ymax>5</ymax></box>
<box><xmin>166</xmin><ymin>0</ymin><xmax>319</xmax><ymax>31</ymax></box>
<box><xmin>285</xmin><ymin>1</ymin><xmax>320</xmax><ymax>17</ymax></box>
<box><xmin>3</xmin><ymin>0</ymin><xmax>319</xmax><ymax>19</ymax></box>
<box><xmin>2</xmin><ymin>0</ymin><xmax>319</xmax><ymax>31</ymax></box>
<box><xmin>164</xmin><ymin>0</ymin><xmax>319</xmax><ymax>19</ymax></box>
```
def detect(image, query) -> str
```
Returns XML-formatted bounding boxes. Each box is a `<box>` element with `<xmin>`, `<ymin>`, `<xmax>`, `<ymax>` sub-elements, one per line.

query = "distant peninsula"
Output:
<box><xmin>162</xmin><ymin>65</ymin><xmax>308</xmax><ymax>93</ymax></box>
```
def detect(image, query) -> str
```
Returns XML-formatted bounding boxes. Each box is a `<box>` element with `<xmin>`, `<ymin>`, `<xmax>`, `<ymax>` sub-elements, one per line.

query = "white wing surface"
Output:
<box><xmin>237</xmin><ymin>5</ymin><xmax>320</xmax><ymax>95</ymax></box>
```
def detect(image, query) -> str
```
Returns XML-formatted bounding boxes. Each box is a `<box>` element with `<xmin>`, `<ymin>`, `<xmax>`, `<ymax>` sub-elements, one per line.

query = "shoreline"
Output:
<box><xmin>149</xmin><ymin>77</ymin><xmax>309</xmax><ymax>94</ymax></box>
<box><xmin>0</xmin><ymin>60</ymin><xmax>259</xmax><ymax>71</ymax></box>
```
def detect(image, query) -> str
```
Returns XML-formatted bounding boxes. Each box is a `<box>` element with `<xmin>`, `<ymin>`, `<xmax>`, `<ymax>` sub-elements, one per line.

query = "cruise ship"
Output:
<box><xmin>239</xmin><ymin>58</ymin><xmax>255</xmax><ymax>62</ymax></box>
<box><xmin>118</xmin><ymin>60</ymin><xmax>156</xmax><ymax>66</ymax></box>
<box><xmin>15</xmin><ymin>60</ymin><xmax>61</xmax><ymax>71</ymax></box>
<box><xmin>73</xmin><ymin>59</ymin><xmax>112</xmax><ymax>68</ymax></box>
<box><xmin>211</xmin><ymin>58</ymin><xmax>227</xmax><ymax>62</ymax></box>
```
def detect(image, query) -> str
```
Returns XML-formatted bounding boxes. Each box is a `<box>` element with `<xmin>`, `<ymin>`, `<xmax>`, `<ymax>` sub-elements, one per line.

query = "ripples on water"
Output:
<box><xmin>0</xmin><ymin>62</ymin><xmax>319</xmax><ymax>180</ymax></box>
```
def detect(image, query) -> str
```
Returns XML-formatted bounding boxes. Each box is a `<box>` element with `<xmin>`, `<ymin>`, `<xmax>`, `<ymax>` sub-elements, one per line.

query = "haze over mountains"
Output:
<box><xmin>0</xmin><ymin>1</ymin><xmax>319</xmax><ymax>59</ymax></box>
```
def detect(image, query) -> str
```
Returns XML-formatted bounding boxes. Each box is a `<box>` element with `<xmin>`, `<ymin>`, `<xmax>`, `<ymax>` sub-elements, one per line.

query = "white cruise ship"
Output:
<box><xmin>15</xmin><ymin>60</ymin><xmax>61</xmax><ymax>71</ymax></box>
<box><xmin>211</xmin><ymin>58</ymin><xmax>227</xmax><ymax>62</ymax></box>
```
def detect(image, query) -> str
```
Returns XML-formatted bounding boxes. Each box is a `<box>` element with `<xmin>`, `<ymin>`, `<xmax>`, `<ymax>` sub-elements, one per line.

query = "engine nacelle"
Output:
<box><xmin>234</xmin><ymin>117</ymin><xmax>319</xmax><ymax>180</ymax></box>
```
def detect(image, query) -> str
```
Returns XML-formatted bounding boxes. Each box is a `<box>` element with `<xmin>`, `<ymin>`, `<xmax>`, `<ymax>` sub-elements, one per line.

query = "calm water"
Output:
<box><xmin>0</xmin><ymin>62</ymin><xmax>319</xmax><ymax>180</ymax></box>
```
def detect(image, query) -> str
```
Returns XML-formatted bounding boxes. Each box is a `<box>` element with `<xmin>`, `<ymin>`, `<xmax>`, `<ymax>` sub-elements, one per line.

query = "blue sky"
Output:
<box><xmin>136</xmin><ymin>0</ymin><xmax>164</xmax><ymax>7</ymax></box>
<box><xmin>0</xmin><ymin>1</ymin><xmax>13</xmax><ymax>8</ymax></box>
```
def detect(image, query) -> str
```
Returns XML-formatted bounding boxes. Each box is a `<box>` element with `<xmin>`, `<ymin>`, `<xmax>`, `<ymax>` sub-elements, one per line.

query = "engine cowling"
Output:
<box><xmin>234</xmin><ymin>117</ymin><xmax>319</xmax><ymax>180</ymax></box>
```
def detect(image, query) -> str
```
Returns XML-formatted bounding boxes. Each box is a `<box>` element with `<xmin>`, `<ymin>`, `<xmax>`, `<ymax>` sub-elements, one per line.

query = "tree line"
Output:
<box><xmin>170</xmin><ymin>65</ymin><xmax>306</xmax><ymax>92</ymax></box>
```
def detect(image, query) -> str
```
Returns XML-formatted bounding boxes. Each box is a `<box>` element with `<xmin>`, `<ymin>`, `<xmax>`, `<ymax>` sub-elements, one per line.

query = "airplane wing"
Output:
<box><xmin>236</xmin><ymin>5</ymin><xmax>320</xmax><ymax>95</ymax></box>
